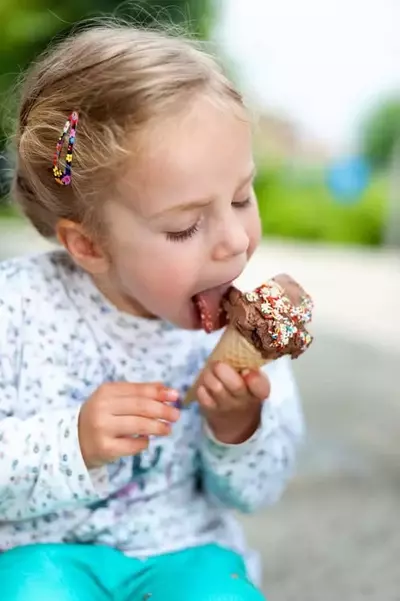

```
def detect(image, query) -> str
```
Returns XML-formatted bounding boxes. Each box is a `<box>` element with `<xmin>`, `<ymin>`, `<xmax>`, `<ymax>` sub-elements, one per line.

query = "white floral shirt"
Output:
<box><xmin>0</xmin><ymin>251</ymin><xmax>304</xmax><ymax>571</ymax></box>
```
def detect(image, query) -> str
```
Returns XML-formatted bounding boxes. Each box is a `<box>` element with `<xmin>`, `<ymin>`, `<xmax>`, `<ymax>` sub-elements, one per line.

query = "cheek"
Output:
<box><xmin>143</xmin><ymin>259</ymin><xmax>186</xmax><ymax>295</ymax></box>
<box><xmin>113</xmin><ymin>237</ymin><xmax>197</xmax><ymax>301</ymax></box>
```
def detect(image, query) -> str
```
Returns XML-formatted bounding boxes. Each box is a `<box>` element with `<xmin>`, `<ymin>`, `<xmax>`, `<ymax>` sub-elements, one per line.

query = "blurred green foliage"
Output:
<box><xmin>255</xmin><ymin>166</ymin><xmax>386</xmax><ymax>246</ymax></box>
<box><xmin>360</xmin><ymin>98</ymin><xmax>400</xmax><ymax>170</ymax></box>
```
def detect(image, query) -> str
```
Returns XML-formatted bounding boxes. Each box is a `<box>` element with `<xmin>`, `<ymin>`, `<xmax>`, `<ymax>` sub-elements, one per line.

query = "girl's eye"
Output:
<box><xmin>232</xmin><ymin>197</ymin><xmax>251</xmax><ymax>209</ymax></box>
<box><xmin>166</xmin><ymin>222</ymin><xmax>199</xmax><ymax>243</ymax></box>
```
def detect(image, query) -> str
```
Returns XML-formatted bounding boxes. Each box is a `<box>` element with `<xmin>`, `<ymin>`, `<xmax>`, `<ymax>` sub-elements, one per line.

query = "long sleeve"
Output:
<box><xmin>200</xmin><ymin>355</ymin><xmax>304</xmax><ymax>513</ymax></box>
<box><xmin>0</xmin><ymin>406</ymin><xmax>111</xmax><ymax>521</ymax></box>
<box><xmin>0</xmin><ymin>269</ymin><xmax>111</xmax><ymax>521</ymax></box>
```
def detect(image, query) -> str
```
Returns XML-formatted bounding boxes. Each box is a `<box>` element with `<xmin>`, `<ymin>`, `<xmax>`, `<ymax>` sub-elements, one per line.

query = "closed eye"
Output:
<box><xmin>166</xmin><ymin>222</ymin><xmax>199</xmax><ymax>242</ymax></box>
<box><xmin>232</xmin><ymin>197</ymin><xmax>251</xmax><ymax>209</ymax></box>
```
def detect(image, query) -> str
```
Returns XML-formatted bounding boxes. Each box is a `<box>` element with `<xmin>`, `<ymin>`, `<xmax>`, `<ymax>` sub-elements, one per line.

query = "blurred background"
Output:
<box><xmin>0</xmin><ymin>1</ymin><xmax>399</xmax><ymax>599</ymax></box>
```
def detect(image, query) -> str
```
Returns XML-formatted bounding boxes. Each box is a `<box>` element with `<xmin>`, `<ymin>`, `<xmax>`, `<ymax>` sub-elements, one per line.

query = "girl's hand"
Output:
<box><xmin>78</xmin><ymin>382</ymin><xmax>180</xmax><ymax>469</ymax></box>
<box><xmin>196</xmin><ymin>362</ymin><xmax>271</xmax><ymax>445</ymax></box>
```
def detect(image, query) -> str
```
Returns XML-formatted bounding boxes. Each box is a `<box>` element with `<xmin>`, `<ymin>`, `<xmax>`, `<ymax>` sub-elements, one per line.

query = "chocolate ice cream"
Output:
<box><xmin>223</xmin><ymin>274</ymin><xmax>313</xmax><ymax>360</ymax></box>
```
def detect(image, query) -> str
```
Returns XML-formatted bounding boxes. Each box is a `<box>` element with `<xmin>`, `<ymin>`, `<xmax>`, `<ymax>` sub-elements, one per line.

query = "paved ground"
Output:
<box><xmin>0</xmin><ymin>222</ymin><xmax>399</xmax><ymax>600</ymax></box>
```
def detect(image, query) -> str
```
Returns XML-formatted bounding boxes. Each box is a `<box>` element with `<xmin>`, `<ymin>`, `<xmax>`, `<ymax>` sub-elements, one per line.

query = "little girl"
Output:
<box><xmin>0</xmin><ymin>25</ymin><xmax>304</xmax><ymax>600</ymax></box>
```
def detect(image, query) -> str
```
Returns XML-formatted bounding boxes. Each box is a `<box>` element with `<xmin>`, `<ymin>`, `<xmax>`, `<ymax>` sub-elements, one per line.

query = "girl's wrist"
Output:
<box><xmin>205</xmin><ymin>406</ymin><xmax>261</xmax><ymax>445</ymax></box>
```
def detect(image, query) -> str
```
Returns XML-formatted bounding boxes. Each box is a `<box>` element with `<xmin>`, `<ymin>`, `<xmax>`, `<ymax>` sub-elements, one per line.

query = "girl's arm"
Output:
<box><xmin>0</xmin><ymin>286</ymin><xmax>111</xmax><ymax>521</ymax></box>
<box><xmin>0</xmin><ymin>406</ymin><xmax>111</xmax><ymax>520</ymax></box>
<box><xmin>199</xmin><ymin>356</ymin><xmax>305</xmax><ymax>512</ymax></box>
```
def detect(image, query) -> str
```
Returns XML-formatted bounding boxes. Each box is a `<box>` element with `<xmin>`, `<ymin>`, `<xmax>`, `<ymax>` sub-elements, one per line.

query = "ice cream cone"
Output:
<box><xmin>184</xmin><ymin>275</ymin><xmax>313</xmax><ymax>405</ymax></box>
<box><xmin>184</xmin><ymin>326</ymin><xmax>270</xmax><ymax>404</ymax></box>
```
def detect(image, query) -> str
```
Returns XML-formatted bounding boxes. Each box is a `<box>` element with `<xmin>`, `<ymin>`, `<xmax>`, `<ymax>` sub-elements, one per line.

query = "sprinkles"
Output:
<box><xmin>53</xmin><ymin>111</ymin><xmax>79</xmax><ymax>186</ymax></box>
<box><xmin>245</xmin><ymin>291</ymin><xmax>258</xmax><ymax>302</ymax></box>
<box><xmin>246</xmin><ymin>279</ymin><xmax>313</xmax><ymax>353</ymax></box>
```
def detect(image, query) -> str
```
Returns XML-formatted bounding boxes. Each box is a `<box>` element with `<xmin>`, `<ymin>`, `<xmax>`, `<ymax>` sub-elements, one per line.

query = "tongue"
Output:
<box><xmin>194</xmin><ymin>289</ymin><xmax>228</xmax><ymax>333</ymax></box>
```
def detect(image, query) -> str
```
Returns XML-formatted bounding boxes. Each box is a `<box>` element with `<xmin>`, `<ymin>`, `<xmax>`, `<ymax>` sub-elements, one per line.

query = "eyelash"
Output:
<box><xmin>232</xmin><ymin>197</ymin><xmax>251</xmax><ymax>209</ymax></box>
<box><xmin>166</xmin><ymin>197</ymin><xmax>252</xmax><ymax>243</ymax></box>
<box><xmin>166</xmin><ymin>222</ymin><xmax>200</xmax><ymax>243</ymax></box>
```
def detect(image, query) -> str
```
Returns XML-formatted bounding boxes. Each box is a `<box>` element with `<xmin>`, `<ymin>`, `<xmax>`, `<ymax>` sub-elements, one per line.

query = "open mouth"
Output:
<box><xmin>192</xmin><ymin>283</ymin><xmax>233</xmax><ymax>333</ymax></box>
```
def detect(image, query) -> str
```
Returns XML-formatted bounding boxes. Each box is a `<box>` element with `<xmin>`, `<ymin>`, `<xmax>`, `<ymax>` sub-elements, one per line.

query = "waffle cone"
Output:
<box><xmin>184</xmin><ymin>327</ymin><xmax>270</xmax><ymax>404</ymax></box>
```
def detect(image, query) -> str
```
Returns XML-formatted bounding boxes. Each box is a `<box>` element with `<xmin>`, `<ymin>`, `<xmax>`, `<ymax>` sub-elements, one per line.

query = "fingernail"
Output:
<box><xmin>241</xmin><ymin>369</ymin><xmax>250</xmax><ymax>377</ymax></box>
<box><xmin>165</xmin><ymin>389</ymin><xmax>179</xmax><ymax>401</ymax></box>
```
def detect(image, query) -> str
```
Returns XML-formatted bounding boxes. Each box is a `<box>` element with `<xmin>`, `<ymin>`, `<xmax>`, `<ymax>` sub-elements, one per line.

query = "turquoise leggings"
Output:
<box><xmin>0</xmin><ymin>542</ymin><xmax>265</xmax><ymax>601</ymax></box>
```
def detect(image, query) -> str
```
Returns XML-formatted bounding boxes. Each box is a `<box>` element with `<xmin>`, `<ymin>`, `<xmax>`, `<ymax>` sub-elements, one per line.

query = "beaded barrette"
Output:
<box><xmin>52</xmin><ymin>111</ymin><xmax>79</xmax><ymax>186</ymax></box>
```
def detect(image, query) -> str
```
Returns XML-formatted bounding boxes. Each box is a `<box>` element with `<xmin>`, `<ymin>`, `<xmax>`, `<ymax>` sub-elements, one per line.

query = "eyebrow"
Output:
<box><xmin>150</xmin><ymin>167</ymin><xmax>257</xmax><ymax>219</ymax></box>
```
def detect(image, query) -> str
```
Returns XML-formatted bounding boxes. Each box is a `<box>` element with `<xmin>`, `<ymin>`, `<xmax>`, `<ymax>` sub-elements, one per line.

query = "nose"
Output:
<box><xmin>211</xmin><ymin>212</ymin><xmax>250</xmax><ymax>262</ymax></box>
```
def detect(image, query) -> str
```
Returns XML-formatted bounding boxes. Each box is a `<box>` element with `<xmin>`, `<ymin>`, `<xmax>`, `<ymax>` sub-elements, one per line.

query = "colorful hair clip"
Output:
<box><xmin>53</xmin><ymin>111</ymin><xmax>79</xmax><ymax>186</ymax></box>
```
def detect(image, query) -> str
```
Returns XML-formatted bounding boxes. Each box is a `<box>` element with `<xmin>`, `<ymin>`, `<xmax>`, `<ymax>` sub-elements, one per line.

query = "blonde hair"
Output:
<box><xmin>12</xmin><ymin>24</ymin><xmax>244</xmax><ymax>239</ymax></box>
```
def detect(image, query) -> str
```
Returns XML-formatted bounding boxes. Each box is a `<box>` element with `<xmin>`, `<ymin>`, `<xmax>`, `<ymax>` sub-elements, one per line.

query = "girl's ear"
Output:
<box><xmin>56</xmin><ymin>219</ymin><xmax>110</xmax><ymax>275</ymax></box>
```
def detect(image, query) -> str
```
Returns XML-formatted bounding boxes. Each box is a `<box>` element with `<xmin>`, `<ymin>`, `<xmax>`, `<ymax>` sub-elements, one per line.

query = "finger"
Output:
<box><xmin>112</xmin><ymin>416</ymin><xmax>172</xmax><ymax>438</ymax></box>
<box><xmin>213</xmin><ymin>362</ymin><xmax>247</xmax><ymax>397</ymax></box>
<box><xmin>197</xmin><ymin>385</ymin><xmax>217</xmax><ymax>410</ymax></box>
<box><xmin>112</xmin><ymin>397</ymin><xmax>180</xmax><ymax>422</ymax></box>
<box><xmin>242</xmin><ymin>370</ymin><xmax>271</xmax><ymax>400</ymax></box>
<box><xmin>202</xmin><ymin>368</ymin><xmax>230</xmax><ymax>404</ymax></box>
<box><xmin>101</xmin><ymin>381</ymin><xmax>179</xmax><ymax>402</ymax></box>
<box><xmin>111</xmin><ymin>436</ymin><xmax>150</xmax><ymax>459</ymax></box>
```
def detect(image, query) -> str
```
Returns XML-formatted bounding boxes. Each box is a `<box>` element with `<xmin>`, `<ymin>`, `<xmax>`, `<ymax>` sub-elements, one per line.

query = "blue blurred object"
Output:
<box><xmin>326</xmin><ymin>157</ymin><xmax>370</xmax><ymax>203</ymax></box>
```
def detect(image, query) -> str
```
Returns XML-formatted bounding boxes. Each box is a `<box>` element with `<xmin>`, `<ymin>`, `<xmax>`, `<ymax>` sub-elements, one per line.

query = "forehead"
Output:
<box><xmin>117</xmin><ymin>96</ymin><xmax>253</xmax><ymax>217</ymax></box>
